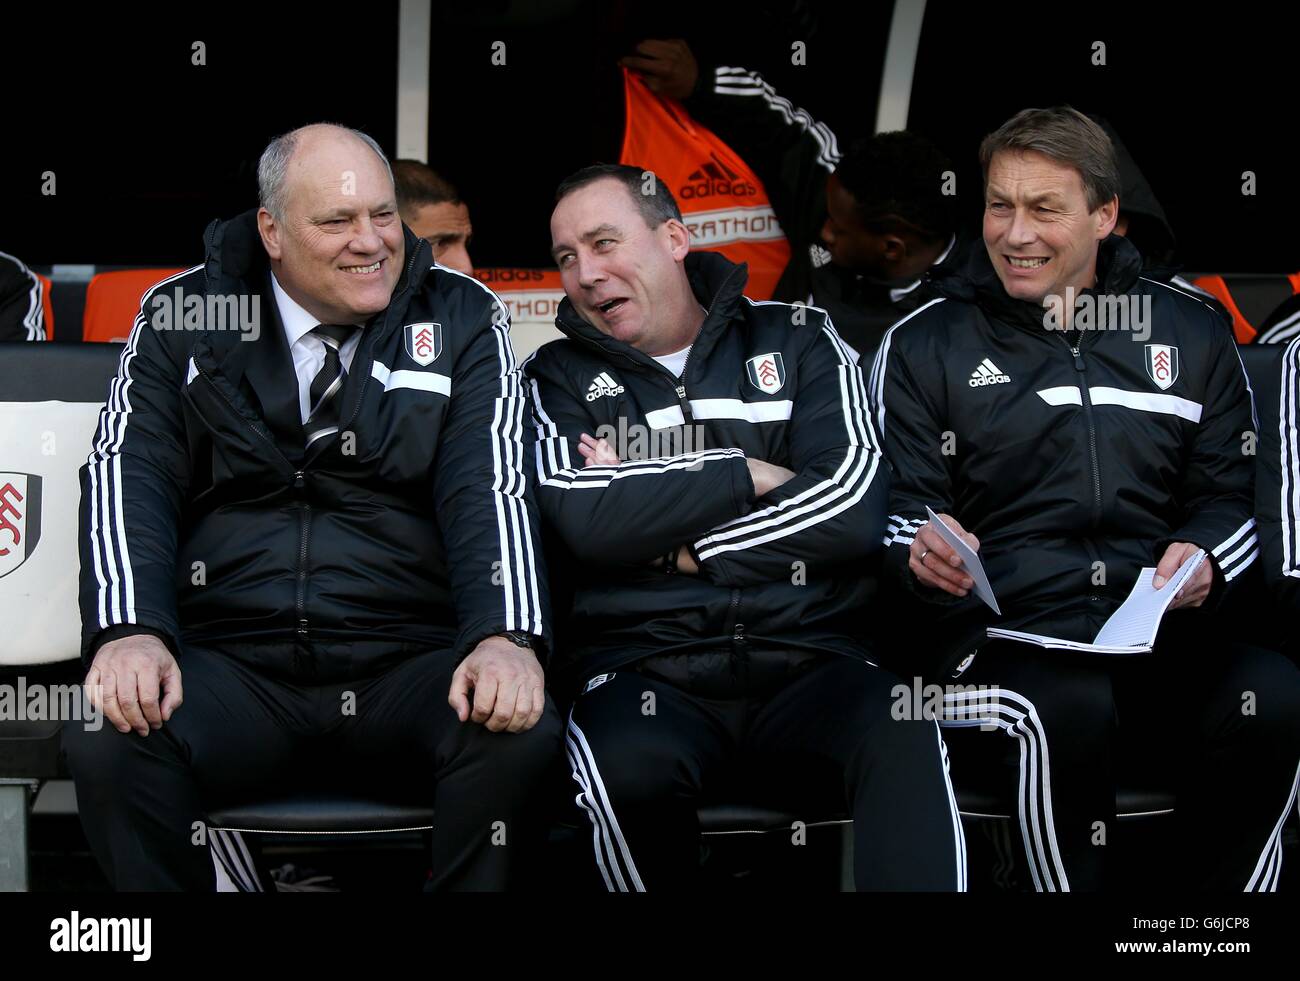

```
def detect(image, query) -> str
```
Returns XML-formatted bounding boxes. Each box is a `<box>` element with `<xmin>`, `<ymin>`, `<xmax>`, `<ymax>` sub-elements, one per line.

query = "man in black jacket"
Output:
<box><xmin>525</xmin><ymin>164</ymin><xmax>966</xmax><ymax>891</ymax></box>
<box><xmin>623</xmin><ymin>39</ymin><xmax>959</xmax><ymax>360</ymax></box>
<box><xmin>871</xmin><ymin>107</ymin><xmax>1300</xmax><ymax>891</ymax></box>
<box><xmin>63</xmin><ymin>124</ymin><xmax>559</xmax><ymax>891</ymax></box>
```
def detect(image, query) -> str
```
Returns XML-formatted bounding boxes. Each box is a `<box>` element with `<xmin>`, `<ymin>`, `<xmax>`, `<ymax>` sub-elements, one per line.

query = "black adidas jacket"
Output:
<box><xmin>79</xmin><ymin>210</ymin><xmax>548</xmax><ymax>681</ymax></box>
<box><xmin>0</xmin><ymin>250</ymin><xmax>46</xmax><ymax>341</ymax></box>
<box><xmin>870</xmin><ymin>235</ymin><xmax>1258</xmax><ymax>673</ymax></box>
<box><xmin>523</xmin><ymin>251</ymin><xmax>887</xmax><ymax>693</ymax></box>
<box><xmin>1255</xmin><ymin>337</ymin><xmax>1300</xmax><ymax>616</ymax></box>
<box><xmin>682</xmin><ymin>64</ymin><xmax>952</xmax><ymax>359</ymax></box>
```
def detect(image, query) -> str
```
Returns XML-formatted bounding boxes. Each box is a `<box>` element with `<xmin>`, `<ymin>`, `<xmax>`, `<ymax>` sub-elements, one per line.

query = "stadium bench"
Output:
<box><xmin>0</xmin><ymin>342</ymin><xmax>124</xmax><ymax>890</ymax></box>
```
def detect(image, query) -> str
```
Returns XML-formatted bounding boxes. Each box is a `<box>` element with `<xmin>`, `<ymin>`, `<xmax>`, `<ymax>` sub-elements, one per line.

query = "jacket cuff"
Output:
<box><xmin>455</xmin><ymin>620</ymin><xmax>550</xmax><ymax>667</ymax></box>
<box><xmin>730</xmin><ymin>452</ymin><xmax>757</xmax><ymax>513</ymax></box>
<box><xmin>1153</xmin><ymin>534</ymin><xmax>1225</xmax><ymax>606</ymax></box>
<box><xmin>83</xmin><ymin>624</ymin><xmax>180</xmax><ymax>668</ymax></box>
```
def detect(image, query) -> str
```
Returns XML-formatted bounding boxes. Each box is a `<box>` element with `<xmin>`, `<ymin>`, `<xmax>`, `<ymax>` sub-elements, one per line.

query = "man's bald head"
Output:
<box><xmin>258</xmin><ymin>123</ymin><xmax>394</xmax><ymax>222</ymax></box>
<box><xmin>254</xmin><ymin>123</ymin><xmax>404</xmax><ymax>327</ymax></box>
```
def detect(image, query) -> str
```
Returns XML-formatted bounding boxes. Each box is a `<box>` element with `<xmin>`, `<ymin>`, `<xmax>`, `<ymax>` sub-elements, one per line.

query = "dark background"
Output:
<box><xmin>2</xmin><ymin>0</ymin><xmax>1295</xmax><ymax>273</ymax></box>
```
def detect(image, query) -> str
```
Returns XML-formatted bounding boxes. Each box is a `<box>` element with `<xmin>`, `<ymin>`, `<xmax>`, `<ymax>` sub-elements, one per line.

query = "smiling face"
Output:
<box><xmin>257</xmin><ymin>127</ymin><xmax>404</xmax><ymax>325</ymax></box>
<box><xmin>983</xmin><ymin>149</ymin><xmax>1117</xmax><ymax>304</ymax></box>
<box><xmin>550</xmin><ymin>177</ymin><xmax>691</xmax><ymax>354</ymax></box>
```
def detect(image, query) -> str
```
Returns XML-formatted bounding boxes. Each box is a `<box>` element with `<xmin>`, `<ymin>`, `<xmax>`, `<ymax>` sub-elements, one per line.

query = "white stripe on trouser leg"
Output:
<box><xmin>564</xmin><ymin>737</ymin><xmax>620</xmax><ymax>891</ymax></box>
<box><xmin>210</xmin><ymin>846</ymin><xmax>239</xmax><ymax>892</ymax></box>
<box><xmin>1245</xmin><ymin>758</ymin><xmax>1300</xmax><ymax>892</ymax></box>
<box><xmin>941</xmin><ymin>688</ymin><xmax>1071</xmax><ymax>892</ymax></box>
<box><xmin>566</xmin><ymin>715</ymin><xmax>646</xmax><ymax>891</ymax></box>
<box><xmin>210</xmin><ymin>829</ymin><xmax>260</xmax><ymax>892</ymax></box>
<box><xmin>935</xmin><ymin>724</ymin><xmax>968</xmax><ymax>891</ymax></box>
<box><xmin>995</xmin><ymin>688</ymin><xmax>1070</xmax><ymax>891</ymax></box>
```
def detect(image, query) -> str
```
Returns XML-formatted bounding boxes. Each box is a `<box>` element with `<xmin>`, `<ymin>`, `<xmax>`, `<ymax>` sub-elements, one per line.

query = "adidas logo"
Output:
<box><xmin>968</xmin><ymin>358</ymin><xmax>1012</xmax><ymax>387</ymax></box>
<box><xmin>585</xmin><ymin>371</ymin><xmax>625</xmax><ymax>402</ymax></box>
<box><xmin>679</xmin><ymin>152</ymin><xmax>756</xmax><ymax>200</ymax></box>
<box><xmin>685</xmin><ymin>153</ymin><xmax>740</xmax><ymax>184</ymax></box>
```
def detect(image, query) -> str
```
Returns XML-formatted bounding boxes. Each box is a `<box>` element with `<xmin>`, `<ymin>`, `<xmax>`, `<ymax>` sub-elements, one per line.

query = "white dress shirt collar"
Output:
<box><xmin>270</xmin><ymin>273</ymin><xmax>322</xmax><ymax>348</ymax></box>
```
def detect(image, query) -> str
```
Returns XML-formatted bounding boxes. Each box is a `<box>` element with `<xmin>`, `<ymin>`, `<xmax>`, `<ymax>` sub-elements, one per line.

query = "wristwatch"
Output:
<box><xmin>500</xmin><ymin>630</ymin><xmax>535</xmax><ymax>650</ymax></box>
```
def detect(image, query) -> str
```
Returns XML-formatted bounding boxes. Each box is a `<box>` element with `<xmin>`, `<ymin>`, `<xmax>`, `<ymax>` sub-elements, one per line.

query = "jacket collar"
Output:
<box><xmin>193</xmin><ymin>209</ymin><xmax>434</xmax><ymax>461</ymax></box>
<box><xmin>553</xmin><ymin>250</ymin><xmax>750</xmax><ymax>373</ymax></box>
<box><xmin>929</xmin><ymin>233</ymin><xmax>1145</xmax><ymax>332</ymax></box>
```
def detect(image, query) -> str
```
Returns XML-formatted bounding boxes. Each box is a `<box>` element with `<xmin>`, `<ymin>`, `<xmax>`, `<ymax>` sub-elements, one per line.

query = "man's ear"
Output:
<box><xmin>1094</xmin><ymin>195</ymin><xmax>1119</xmax><ymax>240</ymax></box>
<box><xmin>664</xmin><ymin>218</ymin><xmax>691</xmax><ymax>262</ymax></box>
<box><xmin>257</xmin><ymin>207</ymin><xmax>282</xmax><ymax>261</ymax></box>
<box><xmin>881</xmin><ymin>234</ymin><xmax>907</xmax><ymax>263</ymax></box>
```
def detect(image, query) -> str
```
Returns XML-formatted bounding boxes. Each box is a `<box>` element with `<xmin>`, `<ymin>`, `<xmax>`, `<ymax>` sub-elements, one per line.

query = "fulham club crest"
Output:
<box><xmin>1145</xmin><ymin>344</ymin><xmax>1179</xmax><ymax>391</ymax></box>
<box><xmin>0</xmin><ymin>473</ymin><xmax>42</xmax><ymax>580</ymax></box>
<box><xmin>746</xmin><ymin>352</ymin><xmax>786</xmax><ymax>395</ymax></box>
<box><xmin>405</xmin><ymin>323</ymin><xmax>443</xmax><ymax>367</ymax></box>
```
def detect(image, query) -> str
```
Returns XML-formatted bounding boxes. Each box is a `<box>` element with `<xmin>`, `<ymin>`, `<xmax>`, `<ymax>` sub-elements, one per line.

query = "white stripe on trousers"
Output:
<box><xmin>941</xmin><ymin>688</ymin><xmax>1072</xmax><ymax>892</ymax></box>
<box><xmin>565</xmin><ymin>714</ymin><xmax>646</xmax><ymax>892</ymax></box>
<box><xmin>936</xmin><ymin>723</ymin><xmax>969</xmax><ymax>891</ymax></box>
<box><xmin>1245</xmin><ymin>758</ymin><xmax>1300</xmax><ymax>892</ymax></box>
<box><xmin>209</xmin><ymin>829</ymin><xmax>262</xmax><ymax>892</ymax></box>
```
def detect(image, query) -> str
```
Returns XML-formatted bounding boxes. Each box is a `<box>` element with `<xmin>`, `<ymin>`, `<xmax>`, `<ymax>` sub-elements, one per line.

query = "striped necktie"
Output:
<box><xmin>304</xmin><ymin>323</ymin><xmax>357</xmax><ymax>447</ymax></box>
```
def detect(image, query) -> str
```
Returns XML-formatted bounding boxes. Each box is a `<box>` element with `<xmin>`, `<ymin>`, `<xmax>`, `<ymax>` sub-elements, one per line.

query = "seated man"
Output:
<box><xmin>64</xmin><ymin>123</ymin><xmax>558</xmax><ymax>891</ymax></box>
<box><xmin>392</xmin><ymin>159</ymin><xmax>474</xmax><ymax>274</ymax></box>
<box><xmin>524</xmin><ymin>164</ymin><xmax>966</xmax><ymax>892</ymax></box>
<box><xmin>871</xmin><ymin>106</ymin><xmax>1300</xmax><ymax>891</ymax></box>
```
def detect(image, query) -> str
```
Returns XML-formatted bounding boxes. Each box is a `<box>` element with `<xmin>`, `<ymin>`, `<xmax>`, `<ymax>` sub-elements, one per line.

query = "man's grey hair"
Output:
<box><xmin>979</xmin><ymin>106</ymin><xmax>1121</xmax><ymax>213</ymax></box>
<box><xmin>257</xmin><ymin>123</ymin><xmax>394</xmax><ymax>221</ymax></box>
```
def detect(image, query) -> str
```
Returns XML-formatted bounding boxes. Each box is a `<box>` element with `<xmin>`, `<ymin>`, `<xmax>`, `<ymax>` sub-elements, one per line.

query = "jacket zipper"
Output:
<box><xmin>1063</xmin><ymin>338</ymin><xmax>1103</xmax><ymax>527</ymax></box>
<box><xmin>293</xmin><ymin>470</ymin><xmax>311</xmax><ymax>645</ymax></box>
<box><xmin>673</xmin><ymin>345</ymin><xmax>695</xmax><ymax>423</ymax></box>
<box><xmin>725</xmin><ymin>587</ymin><xmax>744</xmax><ymax>683</ymax></box>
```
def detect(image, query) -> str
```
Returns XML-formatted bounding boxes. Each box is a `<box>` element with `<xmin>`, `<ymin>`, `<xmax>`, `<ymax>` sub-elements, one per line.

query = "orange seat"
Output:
<box><xmin>30</xmin><ymin>273</ymin><xmax>54</xmax><ymax>340</ymax></box>
<box><xmin>83</xmin><ymin>268</ymin><xmax>186</xmax><ymax>343</ymax></box>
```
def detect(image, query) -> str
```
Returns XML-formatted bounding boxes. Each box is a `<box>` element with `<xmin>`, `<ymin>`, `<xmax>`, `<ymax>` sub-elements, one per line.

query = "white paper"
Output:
<box><xmin>986</xmin><ymin>549</ymin><xmax>1206</xmax><ymax>655</ymax></box>
<box><xmin>1092</xmin><ymin>550</ymin><xmax>1206</xmax><ymax>648</ymax></box>
<box><xmin>924</xmin><ymin>506</ymin><xmax>1000</xmax><ymax>615</ymax></box>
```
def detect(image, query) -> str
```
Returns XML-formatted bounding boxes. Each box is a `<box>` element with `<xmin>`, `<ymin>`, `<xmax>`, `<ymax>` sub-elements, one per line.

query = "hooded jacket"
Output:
<box><xmin>522</xmin><ymin>251</ymin><xmax>887</xmax><ymax>693</ymax></box>
<box><xmin>78</xmin><ymin>210</ymin><xmax>548</xmax><ymax>681</ymax></box>
<box><xmin>869</xmin><ymin>234</ymin><xmax>1257</xmax><ymax>674</ymax></box>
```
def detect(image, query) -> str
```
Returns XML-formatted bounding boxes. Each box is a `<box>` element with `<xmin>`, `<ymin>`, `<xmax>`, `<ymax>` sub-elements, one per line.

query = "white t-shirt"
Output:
<box><xmin>651</xmin><ymin>344</ymin><xmax>692</xmax><ymax>378</ymax></box>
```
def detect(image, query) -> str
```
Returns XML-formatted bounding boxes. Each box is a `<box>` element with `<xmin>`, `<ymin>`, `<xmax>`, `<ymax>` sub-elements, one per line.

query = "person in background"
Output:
<box><xmin>622</xmin><ymin>38</ymin><xmax>959</xmax><ymax>360</ymax></box>
<box><xmin>392</xmin><ymin>159</ymin><xmax>474</xmax><ymax>274</ymax></box>
<box><xmin>0</xmin><ymin>250</ymin><xmax>47</xmax><ymax>341</ymax></box>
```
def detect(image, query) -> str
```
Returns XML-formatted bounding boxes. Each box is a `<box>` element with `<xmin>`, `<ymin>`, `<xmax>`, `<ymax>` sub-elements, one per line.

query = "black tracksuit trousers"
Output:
<box><xmin>63</xmin><ymin>645</ymin><xmax>563</xmax><ymax>891</ymax></box>
<box><xmin>564</xmin><ymin>652</ymin><xmax>967</xmax><ymax>891</ymax></box>
<box><xmin>937</xmin><ymin>615</ymin><xmax>1300</xmax><ymax>891</ymax></box>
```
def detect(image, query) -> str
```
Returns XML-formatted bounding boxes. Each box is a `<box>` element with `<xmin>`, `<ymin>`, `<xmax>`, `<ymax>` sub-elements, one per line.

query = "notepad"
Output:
<box><xmin>924</xmin><ymin>506</ymin><xmax>1000</xmax><ymax>615</ymax></box>
<box><xmin>985</xmin><ymin>549</ymin><xmax>1207</xmax><ymax>655</ymax></box>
